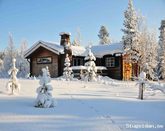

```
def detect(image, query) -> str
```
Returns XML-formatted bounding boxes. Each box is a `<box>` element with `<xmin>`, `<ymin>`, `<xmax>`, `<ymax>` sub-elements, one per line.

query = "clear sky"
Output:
<box><xmin>0</xmin><ymin>0</ymin><xmax>165</xmax><ymax>50</ymax></box>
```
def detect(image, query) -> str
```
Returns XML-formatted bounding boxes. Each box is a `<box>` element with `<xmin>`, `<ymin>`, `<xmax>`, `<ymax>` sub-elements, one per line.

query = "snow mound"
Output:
<box><xmin>146</xmin><ymin>82</ymin><xmax>165</xmax><ymax>94</ymax></box>
<box><xmin>96</xmin><ymin>75</ymin><xmax>119</xmax><ymax>86</ymax></box>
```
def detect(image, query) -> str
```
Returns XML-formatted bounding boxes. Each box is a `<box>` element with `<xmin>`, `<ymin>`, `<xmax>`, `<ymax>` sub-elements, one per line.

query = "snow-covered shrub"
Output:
<box><xmin>6</xmin><ymin>58</ymin><xmax>20</xmax><ymax>94</ymax></box>
<box><xmin>146</xmin><ymin>82</ymin><xmax>165</xmax><ymax>94</ymax></box>
<box><xmin>34</xmin><ymin>67</ymin><xmax>54</xmax><ymax>108</ymax></box>
<box><xmin>83</xmin><ymin>47</ymin><xmax>97</xmax><ymax>82</ymax></box>
<box><xmin>63</xmin><ymin>54</ymin><xmax>73</xmax><ymax>81</ymax></box>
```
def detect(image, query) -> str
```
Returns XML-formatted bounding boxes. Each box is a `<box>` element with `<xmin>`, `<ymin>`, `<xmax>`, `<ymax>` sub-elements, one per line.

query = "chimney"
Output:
<box><xmin>59</xmin><ymin>32</ymin><xmax>71</xmax><ymax>47</ymax></box>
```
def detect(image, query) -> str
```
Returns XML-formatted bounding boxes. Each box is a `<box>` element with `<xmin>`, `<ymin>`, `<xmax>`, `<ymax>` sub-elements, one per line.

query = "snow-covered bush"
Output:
<box><xmin>146</xmin><ymin>82</ymin><xmax>165</xmax><ymax>94</ymax></box>
<box><xmin>82</xmin><ymin>47</ymin><xmax>97</xmax><ymax>81</ymax></box>
<box><xmin>6</xmin><ymin>58</ymin><xmax>20</xmax><ymax>94</ymax></box>
<box><xmin>34</xmin><ymin>67</ymin><xmax>54</xmax><ymax>108</ymax></box>
<box><xmin>63</xmin><ymin>54</ymin><xmax>73</xmax><ymax>81</ymax></box>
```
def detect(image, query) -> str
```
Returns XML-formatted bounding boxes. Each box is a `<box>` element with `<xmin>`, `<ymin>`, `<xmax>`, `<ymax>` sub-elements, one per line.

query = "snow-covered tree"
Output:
<box><xmin>6</xmin><ymin>58</ymin><xmax>20</xmax><ymax>94</ymax></box>
<box><xmin>72</xmin><ymin>28</ymin><xmax>81</xmax><ymax>46</ymax></box>
<box><xmin>3</xmin><ymin>33</ymin><xmax>17</xmax><ymax>76</ymax></box>
<box><xmin>122</xmin><ymin>0</ymin><xmax>140</xmax><ymax>63</ymax></box>
<box><xmin>83</xmin><ymin>46</ymin><xmax>97</xmax><ymax>81</ymax></box>
<box><xmin>157</xmin><ymin>20</ymin><xmax>165</xmax><ymax>80</ymax></box>
<box><xmin>0</xmin><ymin>59</ymin><xmax>3</xmax><ymax>70</ymax></box>
<box><xmin>35</xmin><ymin>67</ymin><xmax>54</xmax><ymax>108</ymax></box>
<box><xmin>16</xmin><ymin>40</ymin><xmax>29</xmax><ymax>78</ymax></box>
<box><xmin>144</xmin><ymin>31</ymin><xmax>158</xmax><ymax>79</ymax></box>
<box><xmin>63</xmin><ymin>54</ymin><xmax>73</xmax><ymax>81</ymax></box>
<box><xmin>137</xmin><ymin>12</ymin><xmax>158</xmax><ymax>79</ymax></box>
<box><xmin>98</xmin><ymin>25</ymin><xmax>111</xmax><ymax>45</ymax></box>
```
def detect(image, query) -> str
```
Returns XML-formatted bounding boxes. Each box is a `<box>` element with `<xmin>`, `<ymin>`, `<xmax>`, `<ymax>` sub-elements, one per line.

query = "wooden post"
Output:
<box><xmin>141</xmin><ymin>83</ymin><xmax>144</xmax><ymax>100</ymax></box>
<box><xmin>139</xmin><ymin>82</ymin><xmax>144</xmax><ymax>100</ymax></box>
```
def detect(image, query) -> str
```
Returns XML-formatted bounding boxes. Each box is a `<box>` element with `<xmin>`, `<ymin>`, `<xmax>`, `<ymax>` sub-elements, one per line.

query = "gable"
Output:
<box><xmin>24</xmin><ymin>40</ymin><xmax>64</xmax><ymax>58</ymax></box>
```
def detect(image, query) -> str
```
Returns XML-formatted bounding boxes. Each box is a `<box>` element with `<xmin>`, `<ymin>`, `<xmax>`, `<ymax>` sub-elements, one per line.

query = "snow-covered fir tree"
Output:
<box><xmin>122</xmin><ymin>0</ymin><xmax>140</xmax><ymax>62</ymax></box>
<box><xmin>35</xmin><ymin>67</ymin><xmax>54</xmax><ymax>108</ymax></box>
<box><xmin>98</xmin><ymin>25</ymin><xmax>111</xmax><ymax>45</ymax></box>
<box><xmin>63</xmin><ymin>54</ymin><xmax>73</xmax><ymax>81</ymax></box>
<box><xmin>6</xmin><ymin>58</ymin><xmax>20</xmax><ymax>94</ymax></box>
<box><xmin>157</xmin><ymin>20</ymin><xmax>165</xmax><ymax>80</ymax></box>
<box><xmin>83</xmin><ymin>46</ymin><xmax>97</xmax><ymax>81</ymax></box>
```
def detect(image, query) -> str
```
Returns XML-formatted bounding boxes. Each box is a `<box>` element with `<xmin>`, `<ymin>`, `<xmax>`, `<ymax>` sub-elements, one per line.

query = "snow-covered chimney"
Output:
<box><xmin>59</xmin><ymin>32</ymin><xmax>71</xmax><ymax>47</ymax></box>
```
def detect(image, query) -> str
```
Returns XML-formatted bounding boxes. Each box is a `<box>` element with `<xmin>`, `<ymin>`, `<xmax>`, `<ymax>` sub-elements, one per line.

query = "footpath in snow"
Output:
<box><xmin>0</xmin><ymin>79</ymin><xmax>165</xmax><ymax>131</ymax></box>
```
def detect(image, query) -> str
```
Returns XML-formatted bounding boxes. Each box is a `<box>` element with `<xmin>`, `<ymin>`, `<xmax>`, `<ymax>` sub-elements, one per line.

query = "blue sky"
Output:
<box><xmin>0</xmin><ymin>0</ymin><xmax>165</xmax><ymax>50</ymax></box>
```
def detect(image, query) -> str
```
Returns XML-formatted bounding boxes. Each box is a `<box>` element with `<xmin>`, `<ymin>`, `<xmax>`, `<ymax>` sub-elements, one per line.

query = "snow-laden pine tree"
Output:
<box><xmin>157</xmin><ymin>20</ymin><xmax>165</xmax><ymax>80</ymax></box>
<box><xmin>122</xmin><ymin>0</ymin><xmax>140</xmax><ymax>62</ymax></box>
<box><xmin>122</xmin><ymin>0</ymin><xmax>140</xmax><ymax>78</ymax></box>
<box><xmin>83</xmin><ymin>46</ymin><xmax>97</xmax><ymax>81</ymax></box>
<box><xmin>6</xmin><ymin>58</ymin><xmax>20</xmax><ymax>94</ymax></box>
<box><xmin>98</xmin><ymin>25</ymin><xmax>111</xmax><ymax>45</ymax></box>
<box><xmin>35</xmin><ymin>67</ymin><xmax>54</xmax><ymax>108</ymax></box>
<box><xmin>63</xmin><ymin>54</ymin><xmax>73</xmax><ymax>81</ymax></box>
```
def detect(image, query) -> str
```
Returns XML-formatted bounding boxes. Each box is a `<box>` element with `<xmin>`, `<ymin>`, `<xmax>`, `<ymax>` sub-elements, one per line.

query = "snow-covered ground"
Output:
<box><xmin>0</xmin><ymin>79</ymin><xmax>165</xmax><ymax>131</ymax></box>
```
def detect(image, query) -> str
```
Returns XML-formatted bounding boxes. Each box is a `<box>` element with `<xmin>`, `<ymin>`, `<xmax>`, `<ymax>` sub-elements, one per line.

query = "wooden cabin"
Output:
<box><xmin>24</xmin><ymin>32</ymin><xmax>135</xmax><ymax>80</ymax></box>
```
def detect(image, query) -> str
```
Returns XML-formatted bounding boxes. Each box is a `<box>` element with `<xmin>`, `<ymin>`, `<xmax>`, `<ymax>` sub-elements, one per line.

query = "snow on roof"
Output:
<box><xmin>59</xmin><ymin>32</ymin><xmax>71</xmax><ymax>36</ymax></box>
<box><xmin>71</xmin><ymin>46</ymin><xmax>86</xmax><ymax>56</ymax></box>
<box><xmin>24</xmin><ymin>40</ymin><xmax>64</xmax><ymax>58</ymax></box>
<box><xmin>91</xmin><ymin>43</ymin><xmax>123</xmax><ymax>58</ymax></box>
<box><xmin>72</xmin><ymin>66</ymin><xmax>107</xmax><ymax>70</ymax></box>
<box><xmin>24</xmin><ymin>41</ymin><xmax>123</xmax><ymax>58</ymax></box>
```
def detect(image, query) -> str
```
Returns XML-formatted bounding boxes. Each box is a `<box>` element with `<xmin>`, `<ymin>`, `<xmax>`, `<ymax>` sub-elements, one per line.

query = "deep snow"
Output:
<box><xmin>0</xmin><ymin>79</ymin><xmax>165</xmax><ymax>131</ymax></box>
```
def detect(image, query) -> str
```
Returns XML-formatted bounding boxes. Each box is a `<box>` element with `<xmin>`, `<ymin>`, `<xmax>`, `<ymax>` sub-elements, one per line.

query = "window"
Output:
<box><xmin>37</xmin><ymin>57</ymin><xmax>52</xmax><ymax>64</ymax></box>
<box><xmin>105</xmin><ymin>57</ymin><xmax>115</xmax><ymax>67</ymax></box>
<box><xmin>73</xmin><ymin>58</ymin><xmax>83</xmax><ymax>66</ymax></box>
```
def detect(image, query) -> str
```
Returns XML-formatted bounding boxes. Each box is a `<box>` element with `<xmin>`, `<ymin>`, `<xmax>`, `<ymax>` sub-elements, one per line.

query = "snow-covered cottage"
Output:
<box><xmin>25</xmin><ymin>33</ymin><xmax>132</xmax><ymax>80</ymax></box>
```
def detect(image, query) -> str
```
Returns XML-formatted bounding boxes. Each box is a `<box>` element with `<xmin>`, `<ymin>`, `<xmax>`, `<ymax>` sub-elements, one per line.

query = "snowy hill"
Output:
<box><xmin>0</xmin><ymin>79</ymin><xmax>165</xmax><ymax>131</ymax></box>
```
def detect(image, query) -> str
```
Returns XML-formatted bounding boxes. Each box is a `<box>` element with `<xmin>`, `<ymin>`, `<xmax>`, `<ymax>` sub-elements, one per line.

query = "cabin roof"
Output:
<box><xmin>24</xmin><ymin>40</ymin><xmax>64</xmax><ymax>58</ymax></box>
<box><xmin>91</xmin><ymin>43</ymin><xmax>123</xmax><ymax>58</ymax></box>
<box><xmin>24</xmin><ymin>40</ymin><xmax>123</xmax><ymax>58</ymax></box>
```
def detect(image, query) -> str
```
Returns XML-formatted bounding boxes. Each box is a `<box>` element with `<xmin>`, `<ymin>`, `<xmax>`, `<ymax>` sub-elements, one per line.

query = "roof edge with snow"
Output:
<box><xmin>24</xmin><ymin>40</ymin><xmax>64</xmax><ymax>58</ymax></box>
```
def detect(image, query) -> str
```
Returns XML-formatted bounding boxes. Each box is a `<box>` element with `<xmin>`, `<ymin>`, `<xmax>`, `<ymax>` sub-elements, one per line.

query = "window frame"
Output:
<box><xmin>105</xmin><ymin>57</ymin><xmax>115</xmax><ymax>67</ymax></box>
<box><xmin>36</xmin><ymin>56</ymin><xmax>52</xmax><ymax>64</ymax></box>
<box><xmin>72</xmin><ymin>58</ymin><xmax>83</xmax><ymax>66</ymax></box>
